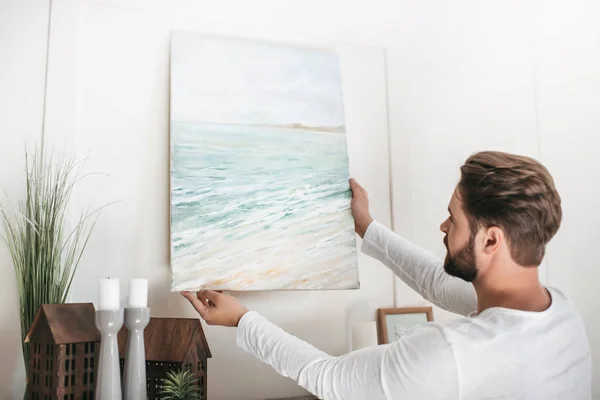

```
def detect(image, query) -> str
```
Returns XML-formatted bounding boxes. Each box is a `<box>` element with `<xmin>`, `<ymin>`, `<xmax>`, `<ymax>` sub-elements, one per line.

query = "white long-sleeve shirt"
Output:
<box><xmin>237</xmin><ymin>221</ymin><xmax>592</xmax><ymax>399</ymax></box>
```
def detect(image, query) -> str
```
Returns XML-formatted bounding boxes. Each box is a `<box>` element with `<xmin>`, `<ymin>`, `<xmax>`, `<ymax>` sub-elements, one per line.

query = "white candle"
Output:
<box><xmin>128</xmin><ymin>278</ymin><xmax>148</xmax><ymax>308</ymax></box>
<box><xmin>351</xmin><ymin>321</ymin><xmax>378</xmax><ymax>350</ymax></box>
<box><xmin>99</xmin><ymin>278</ymin><xmax>120</xmax><ymax>310</ymax></box>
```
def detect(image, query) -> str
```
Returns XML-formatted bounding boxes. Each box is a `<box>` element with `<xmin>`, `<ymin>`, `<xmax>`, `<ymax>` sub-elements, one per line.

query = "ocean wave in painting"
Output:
<box><xmin>170</xmin><ymin>121</ymin><xmax>358</xmax><ymax>291</ymax></box>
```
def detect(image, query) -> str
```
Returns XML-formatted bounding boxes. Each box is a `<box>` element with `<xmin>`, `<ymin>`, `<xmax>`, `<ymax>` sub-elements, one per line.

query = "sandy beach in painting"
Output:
<box><xmin>169</xmin><ymin>31</ymin><xmax>358</xmax><ymax>291</ymax></box>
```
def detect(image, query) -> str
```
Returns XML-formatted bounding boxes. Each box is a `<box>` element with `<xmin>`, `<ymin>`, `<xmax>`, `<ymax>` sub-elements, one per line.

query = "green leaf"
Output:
<box><xmin>159</xmin><ymin>367</ymin><xmax>201</xmax><ymax>400</ymax></box>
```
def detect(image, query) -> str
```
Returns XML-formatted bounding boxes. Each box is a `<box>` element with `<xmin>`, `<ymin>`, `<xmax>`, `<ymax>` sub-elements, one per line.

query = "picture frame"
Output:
<box><xmin>376</xmin><ymin>306</ymin><xmax>434</xmax><ymax>344</ymax></box>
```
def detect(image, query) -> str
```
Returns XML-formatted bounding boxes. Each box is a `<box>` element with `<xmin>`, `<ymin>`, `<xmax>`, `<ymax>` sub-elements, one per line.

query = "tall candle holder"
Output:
<box><xmin>95</xmin><ymin>309</ymin><xmax>124</xmax><ymax>400</ymax></box>
<box><xmin>122</xmin><ymin>307</ymin><xmax>150</xmax><ymax>400</ymax></box>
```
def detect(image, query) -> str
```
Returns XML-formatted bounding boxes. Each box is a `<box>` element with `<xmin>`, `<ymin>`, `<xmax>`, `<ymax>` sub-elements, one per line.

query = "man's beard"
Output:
<box><xmin>443</xmin><ymin>235</ymin><xmax>478</xmax><ymax>282</ymax></box>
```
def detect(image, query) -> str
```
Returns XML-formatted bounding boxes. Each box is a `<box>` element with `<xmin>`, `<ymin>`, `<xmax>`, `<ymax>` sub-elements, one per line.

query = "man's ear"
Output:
<box><xmin>483</xmin><ymin>226</ymin><xmax>503</xmax><ymax>255</ymax></box>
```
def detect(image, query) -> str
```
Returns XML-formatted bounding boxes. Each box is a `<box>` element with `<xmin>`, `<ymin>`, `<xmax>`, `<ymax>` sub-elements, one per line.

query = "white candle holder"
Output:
<box><xmin>122</xmin><ymin>307</ymin><xmax>150</xmax><ymax>400</ymax></box>
<box><xmin>95</xmin><ymin>309</ymin><xmax>124</xmax><ymax>400</ymax></box>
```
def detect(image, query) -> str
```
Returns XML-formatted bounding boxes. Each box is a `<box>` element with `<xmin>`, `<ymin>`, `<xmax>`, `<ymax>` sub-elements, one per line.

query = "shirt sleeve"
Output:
<box><xmin>237</xmin><ymin>311</ymin><xmax>459</xmax><ymax>400</ymax></box>
<box><xmin>362</xmin><ymin>220</ymin><xmax>477</xmax><ymax>317</ymax></box>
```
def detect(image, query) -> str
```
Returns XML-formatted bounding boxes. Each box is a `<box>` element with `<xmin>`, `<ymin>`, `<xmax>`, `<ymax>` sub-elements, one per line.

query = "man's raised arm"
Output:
<box><xmin>351</xmin><ymin>179</ymin><xmax>476</xmax><ymax>316</ymax></box>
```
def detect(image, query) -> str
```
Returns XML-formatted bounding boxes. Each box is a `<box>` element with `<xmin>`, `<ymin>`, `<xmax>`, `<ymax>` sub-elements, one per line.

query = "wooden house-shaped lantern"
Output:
<box><xmin>24</xmin><ymin>303</ymin><xmax>100</xmax><ymax>400</ymax></box>
<box><xmin>118</xmin><ymin>317</ymin><xmax>212</xmax><ymax>399</ymax></box>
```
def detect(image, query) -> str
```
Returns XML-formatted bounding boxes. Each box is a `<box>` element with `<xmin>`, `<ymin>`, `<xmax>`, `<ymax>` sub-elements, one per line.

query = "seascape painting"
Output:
<box><xmin>169</xmin><ymin>31</ymin><xmax>359</xmax><ymax>291</ymax></box>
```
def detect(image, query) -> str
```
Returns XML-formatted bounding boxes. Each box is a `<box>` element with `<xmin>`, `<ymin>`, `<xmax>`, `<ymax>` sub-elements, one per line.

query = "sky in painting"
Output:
<box><xmin>170</xmin><ymin>31</ymin><xmax>345</xmax><ymax>128</ymax></box>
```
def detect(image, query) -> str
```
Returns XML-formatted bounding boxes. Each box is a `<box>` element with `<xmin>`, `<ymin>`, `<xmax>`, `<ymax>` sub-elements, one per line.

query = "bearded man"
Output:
<box><xmin>182</xmin><ymin>151</ymin><xmax>591</xmax><ymax>400</ymax></box>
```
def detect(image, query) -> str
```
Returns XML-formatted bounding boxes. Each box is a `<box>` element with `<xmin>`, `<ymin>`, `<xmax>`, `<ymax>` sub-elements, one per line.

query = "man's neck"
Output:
<box><xmin>474</xmin><ymin>273</ymin><xmax>551</xmax><ymax>314</ymax></box>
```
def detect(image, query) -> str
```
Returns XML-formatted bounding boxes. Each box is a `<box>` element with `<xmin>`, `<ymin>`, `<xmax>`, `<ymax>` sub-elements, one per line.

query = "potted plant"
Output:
<box><xmin>0</xmin><ymin>145</ymin><xmax>106</xmax><ymax>378</ymax></box>
<box><xmin>159</xmin><ymin>368</ymin><xmax>201</xmax><ymax>400</ymax></box>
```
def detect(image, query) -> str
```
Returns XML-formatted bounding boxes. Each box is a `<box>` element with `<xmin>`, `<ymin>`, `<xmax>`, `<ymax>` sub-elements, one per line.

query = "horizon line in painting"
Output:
<box><xmin>169</xmin><ymin>30</ymin><xmax>359</xmax><ymax>291</ymax></box>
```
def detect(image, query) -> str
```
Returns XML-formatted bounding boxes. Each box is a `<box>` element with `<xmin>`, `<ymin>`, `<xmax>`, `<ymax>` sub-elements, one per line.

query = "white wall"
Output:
<box><xmin>385</xmin><ymin>3</ymin><xmax>600</xmax><ymax>398</ymax></box>
<box><xmin>4</xmin><ymin>1</ymin><xmax>396</xmax><ymax>399</ymax></box>
<box><xmin>2</xmin><ymin>1</ymin><xmax>600</xmax><ymax>399</ymax></box>
<box><xmin>0</xmin><ymin>0</ymin><xmax>50</xmax><ymax>396</ymax></box>
<box><xmin>44</xmin><ymin>4</ymin><xmax>394</xmax><ymax>400</ymax></box>
<box><xmin>533</xmin><ymin>1</ymin><xmax>600</xmax><ymax>394</ymax></box>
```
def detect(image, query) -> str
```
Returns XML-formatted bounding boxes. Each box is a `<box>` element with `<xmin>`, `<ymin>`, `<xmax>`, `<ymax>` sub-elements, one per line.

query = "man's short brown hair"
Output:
<box><xmin>457</xmin><ymin>151</ymin><xmax>562</xmax><ymax>266</ymax></box>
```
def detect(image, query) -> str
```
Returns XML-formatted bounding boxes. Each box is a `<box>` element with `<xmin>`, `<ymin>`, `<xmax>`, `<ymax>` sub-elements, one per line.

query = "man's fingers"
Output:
<box><xmin>350</xmin><ymin>178</ymin><xmax>367</xmax><ymax>199</ymax></box>
<box><xmin>196</xmin><ymin>293</ymin><xmax>210</xmax><ymax>308</ymax></box>
<box><xmin>181</xmin><ymin>291</ymin><xmax>209</xmax><ymax>316</ymax></box>
<box><xmin>350</xmin><ymin>178</ymin><xmax>360</xmax><ymax>194</ymax></box>
<box><xmin>181</xmin><ymin>291</ymin><xmax>196</xmax><ymax>303</ymax></box>
<box><xmin>198</xmin><ymin>289</ymin><xmax>221</xmax><ymax>304</ymax></box>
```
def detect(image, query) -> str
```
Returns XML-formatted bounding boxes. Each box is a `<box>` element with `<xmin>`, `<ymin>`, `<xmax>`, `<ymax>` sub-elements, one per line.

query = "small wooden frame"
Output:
<box><xmin>376</xmin><ymin>306</ymin><xmax>433</xmax><ymax>344</ymax></box>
